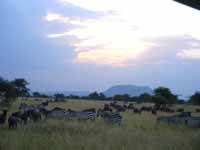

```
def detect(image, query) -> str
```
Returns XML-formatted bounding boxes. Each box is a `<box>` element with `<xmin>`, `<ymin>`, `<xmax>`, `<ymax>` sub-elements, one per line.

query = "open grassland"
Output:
<box><xmin>0</xmin><ymin>99</ymin><xmax>200</xmax><ymax>150</ymax></box>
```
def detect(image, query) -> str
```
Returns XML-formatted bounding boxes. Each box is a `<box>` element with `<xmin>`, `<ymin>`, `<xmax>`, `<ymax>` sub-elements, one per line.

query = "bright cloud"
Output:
<box><xmin>45</xmin><ymin>0</ymin><xmax>200</xmax><ymax>66</ymax></box>
<box><xmin>177</xmin><ymin>49</ymin><xmax>200</xmax><ymax>59</ymax></box>
<box><xmin>46</xmin><ymin>12</ymin><xmax>62</xmax><ymax>21</ymax></box>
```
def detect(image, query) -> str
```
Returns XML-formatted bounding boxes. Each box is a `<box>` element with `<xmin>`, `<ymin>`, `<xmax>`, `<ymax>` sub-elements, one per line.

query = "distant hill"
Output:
<box><xmin>43</xmin><ymin>91</ymin><xmax>90</xmax><ymax>97</ymax></box>
<box><xmin>103</xmin><ymin>85</ymin><xmax>153</xmax><ymax>97</ymax></box>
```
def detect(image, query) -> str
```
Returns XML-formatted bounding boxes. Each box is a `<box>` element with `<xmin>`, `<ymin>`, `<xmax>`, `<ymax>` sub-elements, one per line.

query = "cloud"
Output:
<box><xmin>177</xmin><ymin>49</ymin><xmax>200</xmax><ymax>59</ymax></box>
<box><xmin>45</xmin><ymin>12</ymin><xmax>65</xmax><ymax>21</ymax></box>
<box><xmin>45</xmin><ymin>0</ymin><xmax>200</xmax><ymax>67</ymax></box>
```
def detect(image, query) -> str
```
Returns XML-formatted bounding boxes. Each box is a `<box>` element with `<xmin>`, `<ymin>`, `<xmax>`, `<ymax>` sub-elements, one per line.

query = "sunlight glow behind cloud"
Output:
<box><xmin>45</xmin><ymin>0</ymin><xmax>200</xmax><ymax>66</ymax></box>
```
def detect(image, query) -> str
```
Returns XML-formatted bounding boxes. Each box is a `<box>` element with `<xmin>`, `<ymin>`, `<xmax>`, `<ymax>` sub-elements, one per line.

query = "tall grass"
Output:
<box><xmin>0</xmin><ymin>99</ymin><xmax>200</xmax><ymax>150</ymax></box>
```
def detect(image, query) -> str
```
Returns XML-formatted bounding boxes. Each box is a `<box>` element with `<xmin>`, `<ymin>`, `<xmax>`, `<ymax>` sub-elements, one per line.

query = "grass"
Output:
<box><xmin>0</xmin><ymin>99</ymin><xmax>200</xmax><ymax>150</ymax></box>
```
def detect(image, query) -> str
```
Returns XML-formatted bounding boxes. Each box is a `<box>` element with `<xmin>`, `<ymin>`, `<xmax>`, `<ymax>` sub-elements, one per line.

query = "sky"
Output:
<box><xmin>1</xmin><ymin>0</ymin><xmax>200</xmax><ymax>98</ymax></box>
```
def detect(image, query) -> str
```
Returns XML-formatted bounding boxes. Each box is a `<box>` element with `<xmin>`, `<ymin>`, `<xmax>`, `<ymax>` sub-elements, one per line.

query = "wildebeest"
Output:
<box><xmin>27</xmin><ymin>109</ymin><xmax>42</xmax><ymax>122</ymax></box>
<box><xmin>141</xmin><ymin>106</ymin><xmax>152</xmax><ymax>112</ymax></box>
<box><xmin>103</xmin><ymin>104</ymin><xmax>113</xmax><ymax>112</ymax></box>
<box><xmin>0</xmin><ymin>109</ymin><xmax>8</xmax><ymax>125</ymax></box>
<box><xmin>154</xmin><ymin>106</ymin><xmax>175</xmax><ymax>113</ymax></box>
<box><xmin>112</xmin><ymin>104</ymin><xmax>125</xmax><ymax>112</ymax></box>
<box><xmin>151</xmin><ymin>109</ymin><xmax>157</xmax><ymax>115</ymax></box>
<box><xmin>162</xmin><ymin>107</ymin><xmax>175</xmax><ymax>113</ymax></box>
<box><xmin>8</xmin><ymin>115</ymin><xmax>19</xmax><ymax>129</ymax></box>
<box><xmin>127</xmin><ymin>103</ymin><xmax>134</xmax><ymax>109</ymax></box>
<box><xmin>19</xmin><ymin>102</ymin><xmax>49</xmax><ymax>120</ymax></box>
<box><xmin>11</xmin><ymin>111</ymin><xmax>28</xmax><ymax>124</ymax></box>
<box><xmin>133</xmin><ymin>108</ymin><xmax>142</xmax><ymax>115</ymax></box>
<box><xmin>109</xmin><ymin>101</ymin><xmax>117</xmax><ymax>107</ymax></box>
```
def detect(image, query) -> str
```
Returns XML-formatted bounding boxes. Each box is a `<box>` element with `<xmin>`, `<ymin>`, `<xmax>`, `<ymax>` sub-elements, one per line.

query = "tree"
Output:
<box><xmin>139</xmin><ymin>93</ymin><xmax>153</xmax><ymax>103</ymax></box>
<box><xmin>0</xmin><ymin>77</ymin><xmax>17</xmax><ymax>107</ymax></box>
<box><xmin>88</xmin><ymin>91</ymin><xmax>100</xmax><ymax>100</ymax></box>
<box><xmin>152</xmin><ymin>95</ymin><xmax>168</xmax><ymax>108</ymax></box>
<box><xmin>32</xmin><ymin>92</ymin><xmax>41</xmax><ymax>97</ymax></box>
<box><xmin>129</xmin><ymin>96</ymin><xmax>138</xmax><ymax>102</ymax></box>
<box><xmin>11</xmin><ymin>78</ymin><xmax>29</xmax><ymax>97</ymax></box>
<box><xmin>99</xmin><ymin>92</ymin><xmax>106</xmax><ymax>100</ymax></box>
<box><xmin>113</xmin><ymin>94</ymin><xmax>130</xmax><ymax>101</ymax></box>
<box><xmin>54</xmin><ymin>93</ymin><xmax>65</xmax><ymax>101</ymax></box>
<box><xmin>189</xmin><ymin>92</ymin><xmax>200</xmax><ymax>105</ymax></box>
<box><xmin>68</xmin><ymin>95</ymin><xmax>80</xmax><ymax>99</ymax></box>
<box><xmin>154</xmin><ymin>87</ymin><xmax>178</xmax><ymax>104</ymax></box>
<box><xmin>0</xmin><ymin>78</ymin><xmax>16</xmax><ymax>99</ymax></box>
<box><xmin>0</xmin><ymin>77</ymin><xmax>29</xmax><ymax>107</ymax></box>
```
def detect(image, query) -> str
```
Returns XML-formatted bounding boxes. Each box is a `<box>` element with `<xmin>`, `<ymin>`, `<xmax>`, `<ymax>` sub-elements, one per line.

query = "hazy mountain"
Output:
<box><xmin>104</xmin><ymin>85</ymin><xmax>153</xmax><ymax>97</ymax></box>
<box><xmin>43</xmin><ymin>91</ymin><xmax>90</xmax><ymax>96</ymax></box>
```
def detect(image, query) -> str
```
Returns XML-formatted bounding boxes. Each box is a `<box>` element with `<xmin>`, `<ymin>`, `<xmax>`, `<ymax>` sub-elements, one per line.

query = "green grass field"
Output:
<box><xmin>0</xmin><ymin>99</ymin><xmax>200</xmax><ymax>150</ymax></box>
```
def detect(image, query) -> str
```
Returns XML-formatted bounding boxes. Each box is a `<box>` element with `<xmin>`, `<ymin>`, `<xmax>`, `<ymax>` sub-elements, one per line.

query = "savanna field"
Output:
<box><xmin>0</xmin><ymin>99</ymin><xmax>200</xmax><ymax>150</ymax></box>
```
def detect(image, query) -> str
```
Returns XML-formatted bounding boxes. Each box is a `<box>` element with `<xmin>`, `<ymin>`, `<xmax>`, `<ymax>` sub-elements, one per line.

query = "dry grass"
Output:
<box><xmin>0</xmin><ymin>99</ymin><xmax>200</xmax><ymax>150</ymax></box>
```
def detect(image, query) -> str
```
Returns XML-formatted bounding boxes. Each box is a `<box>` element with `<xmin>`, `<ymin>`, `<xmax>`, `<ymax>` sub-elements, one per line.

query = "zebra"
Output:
<box><xmin>65</xmin><ymin>109</ymin><xmax>96</xmax><ymax>121</ymax></box>
<box><xmin>97</xmin><ymin>109</ymin><xmax>122</xmax><ymax>125</ymax></box>
<box><xmin>76</xmin><ymin>111</ymin><xmax>96</xmax><ymax>121</ymax></box>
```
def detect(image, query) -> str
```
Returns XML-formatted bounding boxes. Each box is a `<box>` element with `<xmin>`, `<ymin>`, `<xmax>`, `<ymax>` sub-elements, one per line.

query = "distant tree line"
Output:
<box><xmin>30</xmin><ymin>87</ymin><xmax>200</xmax><ymax>106</ymax></box>
<box><xmin>1</xmin><ymin>76</ymin><xmax>200</xmax><ymax>107</ymax></box>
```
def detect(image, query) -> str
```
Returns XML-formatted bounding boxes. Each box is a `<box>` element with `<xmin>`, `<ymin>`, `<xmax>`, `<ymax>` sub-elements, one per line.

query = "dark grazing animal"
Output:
<box><xmin>127</xmin><ymin>103</ymin><xmax>134</xmax><ymax>109</ymax></box>
<box><xmin>103</xmin><ymin>104</ymin><xmax>113</xmax><ymax>112</ymax></box>
<box><xmin>0</xmin><ymin>109</ymin><xmax>8</xmax><ymax>125</ymax></box>
<box><xmin>12</xmin><ymin>111</ymin><xmax>28</xmax><ymax>124</ymax></box>
<box><xmin>113</xmin><ymin>105</ymin><xmax>125</xmax><ymax>112</ymax></box>
<box><xmin>28</xmin><ymin>109</ymin><xmax>42</xmax><ymax>122</ymax></box>
<box><xmin>110</xmin><ymin>101</ymin><xmax>117</xmax><ymax>107</ymax></box>
<box><xmin>141</xmin><ymin>106</ymin><xmax>152</xmax><ymax>112</ymax></box>
<box><xmin>8</xmin><ymin>115</ymin><xmax>19</xmax><ymax>129</ymax></box>
<box><xmin>163</xmin><ymin>107</ymin><xmax>175</xmax><ymax>113</ymax></box>
<box><xmin>37</xmin><ymin>101</ymin><xmax>49</xmax><ymax>111</ymax></box>
<box><xmin>123</xmin><ymin>104</ymin><xmax>129</xmax><ymax>109</ymax></box>
<box><xmin>99</xmin><ymin>111</ymin><xmax>122</xmax><ymax>125</ymax></box>
<box><xmin>151</xmin><ymin>109</ymin><xmax>157</xmax><ymax>115</ymax></box>
<box><xmin>39</xmin><ymin>108</ymin><xmax>51</xmax><ymax>118</ymax></box>
<box><xmin>154</xmin><ymin>106</ymin><xmax>175</xmax><ymax>113</ymax></box>
<box><xmin>41</xmin><ymin>101</ymin><xmax>49</xmax><ymax>106</ymax></box>
<box><xmin>133</xmin><ymin>108</ymin><xmax>142</xmax><ymax>115</ymax></box>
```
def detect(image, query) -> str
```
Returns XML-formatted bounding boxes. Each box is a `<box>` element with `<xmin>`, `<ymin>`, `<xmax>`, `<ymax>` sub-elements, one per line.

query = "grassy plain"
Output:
<box><xmin>0</xmin><ymin>99</ymin><xmax>200</xmax><ymax>150</ymax></box>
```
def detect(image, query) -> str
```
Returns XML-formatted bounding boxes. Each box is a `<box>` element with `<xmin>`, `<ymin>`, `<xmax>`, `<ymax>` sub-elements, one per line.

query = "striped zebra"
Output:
<box><xmin>65</xmin><ymin>109</ymin><xmax>96</xmax><ymax>121</ymax></box>
<box><xmin>97</xmin><ymin>109</ymin><xmax>122</xmax><ymax>125</ymax></box>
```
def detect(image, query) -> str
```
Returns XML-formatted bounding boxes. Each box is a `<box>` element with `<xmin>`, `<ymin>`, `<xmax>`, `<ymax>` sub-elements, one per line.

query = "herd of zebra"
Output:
<box><xmin>1</xmin><ymin>101</ymin><xmax>200</xmax><ymax>129</ymax></box>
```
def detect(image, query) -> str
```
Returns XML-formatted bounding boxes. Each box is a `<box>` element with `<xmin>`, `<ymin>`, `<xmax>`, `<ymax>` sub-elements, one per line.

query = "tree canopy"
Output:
<box><xmin>154</xmin><ymin>87</ymin><xmax>178</xmax><ymax>104</ymax></box>
<box><xmin>0</xmin><ymin>77</ymin><xmax>29</xmax><ymax>107</ymax></box>
<box><xmin>189</xmin><ymin>92</ymin><xmax>200</xmax><ymax>105</ymax></box>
